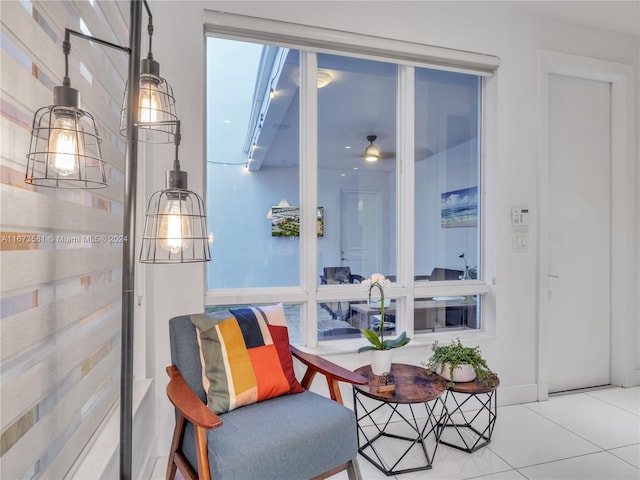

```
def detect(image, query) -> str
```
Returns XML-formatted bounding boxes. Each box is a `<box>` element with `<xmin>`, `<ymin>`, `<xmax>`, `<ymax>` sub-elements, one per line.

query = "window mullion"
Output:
<box><xmin>299</xmin><ymin>50</ymin><xmax>319</xmax><ymax>347</ymax></box>
<box><xmin>397</xmin><ymin>64</ymin><xmax>415</xmax><ymax>337</ymax></box>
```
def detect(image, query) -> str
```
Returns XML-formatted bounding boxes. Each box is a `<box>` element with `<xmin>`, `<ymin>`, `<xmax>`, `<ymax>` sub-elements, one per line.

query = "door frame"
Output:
<box><xmin>537</xmin><ymin>50</ymin><xmax>637</xmax><ymax>401</ymax></box>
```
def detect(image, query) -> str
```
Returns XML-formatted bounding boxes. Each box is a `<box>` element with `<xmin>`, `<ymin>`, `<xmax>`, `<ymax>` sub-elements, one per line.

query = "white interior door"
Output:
<box><xmin>340</xmin><ymin>191</ymin><xmax>381</xmax><ymax>278</ymax></box>
<box><xmin>547</xmin><ymin>73</ymin><xmax>611</xmax><ymax>393</ymax></box>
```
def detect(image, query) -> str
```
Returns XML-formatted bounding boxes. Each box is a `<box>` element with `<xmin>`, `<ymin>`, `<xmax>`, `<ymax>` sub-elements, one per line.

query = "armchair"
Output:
<box><xmin>165</xmin><ymin>312</ymin><xmax>367</xmax><ymax>480</ymax></box>
<box><xmin>319</xmin><ymin>267</ymin><xmax>365</xmax><ymax>322</ymax></box>
<box><xmin>319</xmin><ymin>266</ymin><xmax>365</xmax><ymax>286</ymax></box>
<box><xmin>428</xmin><ymin>267</ymin><xmax>464</xmax><ymax>281</ymax></box>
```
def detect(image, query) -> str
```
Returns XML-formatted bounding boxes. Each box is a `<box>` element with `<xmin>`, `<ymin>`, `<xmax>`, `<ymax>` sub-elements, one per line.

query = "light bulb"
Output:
<box><xmin>49</xmin><ymin>115</ymin><xmax>82</xmax><ymax>176</ymax></box>
<box><xmin>158</xmin><ymin>198</ymin><xmax>192</xmax><ymax>254</ymax></box>
<box><xmin>365</xmin><ymin>144</ymin><xmax>380</xmax><ymax>162</ymax></box>
<box><xmin>139</xmin><ymin>78</ymin><xmax>162</xmax><ymax>124</ymax></box>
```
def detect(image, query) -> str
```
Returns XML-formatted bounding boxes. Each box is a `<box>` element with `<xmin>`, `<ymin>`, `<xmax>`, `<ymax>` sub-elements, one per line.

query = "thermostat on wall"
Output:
<box><xmin>511</xmin><ymin>207</ymin><xmax>529</xmax><ymax>226</ymax></box>
<box><xmin>511</xmin><ymin>207</ymin><xmax>529</xmax><ymax>252</ymax></box>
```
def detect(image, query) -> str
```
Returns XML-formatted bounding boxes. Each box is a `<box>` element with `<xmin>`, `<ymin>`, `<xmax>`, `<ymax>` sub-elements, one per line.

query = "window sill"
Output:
<box><xmin>297</xmin><ymin>330</ymin><xmax>497</xmax><ymax>357</ymax></box>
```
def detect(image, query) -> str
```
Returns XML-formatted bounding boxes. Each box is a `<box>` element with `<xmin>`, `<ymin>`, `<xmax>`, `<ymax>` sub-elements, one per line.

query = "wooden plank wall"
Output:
<box><xmin>0</xmin><ymin>1</ymin><xmax>129</xmax><ymax>478</ymax></box>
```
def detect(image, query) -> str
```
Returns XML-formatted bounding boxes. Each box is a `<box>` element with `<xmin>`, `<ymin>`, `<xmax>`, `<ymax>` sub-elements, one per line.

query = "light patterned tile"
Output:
<box><xmin>610</xmin><ymin>444</ymin><xmax>640</xmax><ymax>469</ymax></box>
<box><xmin>487</xmin><ymin>405</ymin><xmax>600</xmax><ymax>468</ymax></box>
<box><xmin>518</xmin><ymin>451</ymin><xmax>640</xmax><ymax>479</ymax></box>
<box><xmin>588</xmin><ymin>386</ymin><xmax>640</xmax><ymax>416</ymax></box>
<box><xmin>525</xmin><ymin>392</ymin><xmax>640</xmax><ymax>449</ymax></box>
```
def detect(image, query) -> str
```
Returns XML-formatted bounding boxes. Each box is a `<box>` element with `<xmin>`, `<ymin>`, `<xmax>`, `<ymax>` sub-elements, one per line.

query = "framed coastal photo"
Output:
<box><xmin>441</xmin><ymin>187</ymin><xmax>478</xmax><ymax>228</ymax></box>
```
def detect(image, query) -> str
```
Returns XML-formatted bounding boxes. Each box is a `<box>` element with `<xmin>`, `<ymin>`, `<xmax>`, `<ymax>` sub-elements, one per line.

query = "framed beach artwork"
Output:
<box><xmin>441</xmin><ymin>187</ymin><xmax>478</xmax><ymax>228</ymax></box>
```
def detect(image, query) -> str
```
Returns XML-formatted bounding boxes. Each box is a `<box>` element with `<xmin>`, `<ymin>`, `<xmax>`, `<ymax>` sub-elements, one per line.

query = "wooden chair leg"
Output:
<box><xmin>167</xmin><ymin>414</ymin><xmax>187</xmax><ymax>480</ymax></box>
<box><xmin>346</xmin><ymin>458</ymin><xmax>362</xmax><ymax>480</ymax></box>
<box><xmin>327</xmin><ymin>377</ymin><xmax>344</xmax><ymax>404</ymax></box>
<box><xmin>194</xmin><ymin>425</ymin><xmax>211</xmax><ymax>480</ymax></box>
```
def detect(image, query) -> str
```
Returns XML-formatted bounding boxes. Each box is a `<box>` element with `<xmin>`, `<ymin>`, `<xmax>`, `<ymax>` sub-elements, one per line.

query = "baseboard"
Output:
<box><xmin>71</xmin><ymin>379</ymin><xmax>155</xmax><ymax>480</ymax></box>
<box><xmin>496</xmin><ymin>383</ymin><xmax>538</xmax><ymax>406</ymax></box>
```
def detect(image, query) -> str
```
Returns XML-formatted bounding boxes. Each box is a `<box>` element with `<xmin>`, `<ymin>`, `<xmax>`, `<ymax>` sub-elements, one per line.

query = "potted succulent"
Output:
<box><xmin>357</xmin><ymin>273</ymin><xmax>410</xmax><ymax>375</ymax></box>
<box><xmin>424</xmin><ymin>338</ymin><xmax>496</xmax><ymax>385</ymax></box>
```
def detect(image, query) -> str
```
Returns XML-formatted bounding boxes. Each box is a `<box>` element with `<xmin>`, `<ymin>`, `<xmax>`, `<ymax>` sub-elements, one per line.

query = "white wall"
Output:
<box><xmin>148</xmin><ymin>1</ymin><xmax>639</xmax><ymax>458</ymax></box>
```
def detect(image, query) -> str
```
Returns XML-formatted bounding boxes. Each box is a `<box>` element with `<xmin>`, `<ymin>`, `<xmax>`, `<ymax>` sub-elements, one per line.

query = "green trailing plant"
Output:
<box><xmin>357</xmin><ymin>273</ymin><xmax>411</xmax><ymax>352</ymax></box>
<box><xmin>423</xmin><ymin>338</ymin><xmax>497</xmax><ymax>385</ymax></box>
<box><xmin>468</xmin><ymin>266</ymin><xmax>477</xmax><ymax>279</ymax></box>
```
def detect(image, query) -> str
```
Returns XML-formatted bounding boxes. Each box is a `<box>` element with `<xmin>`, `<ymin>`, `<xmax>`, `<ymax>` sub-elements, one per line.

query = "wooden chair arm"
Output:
<box><xmin>290</xmin><ymin>345</ymin><xmax>368</xmax><ymax>386</ymax></box>
<box><xmin>166</xmin><ymin>366</ymin><xmax>223</xmax><ymax>430</ymax></box>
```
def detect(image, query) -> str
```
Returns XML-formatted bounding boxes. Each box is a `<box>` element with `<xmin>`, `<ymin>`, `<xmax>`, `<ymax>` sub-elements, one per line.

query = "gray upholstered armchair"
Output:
<box><xmin>165</xmin><ymin>312</ymin><xmax>367</xmax><ymax>480</ymax></box>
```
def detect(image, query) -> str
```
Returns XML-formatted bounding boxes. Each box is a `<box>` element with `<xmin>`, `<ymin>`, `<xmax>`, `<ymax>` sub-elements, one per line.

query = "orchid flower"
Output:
<box><xmin>357</xmin><ymin>273</ymin><xmax>410</xmax><ymax>352</ymax></box>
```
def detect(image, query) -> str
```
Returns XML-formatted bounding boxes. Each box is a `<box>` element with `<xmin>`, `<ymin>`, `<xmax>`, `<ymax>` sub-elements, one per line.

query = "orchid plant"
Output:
<box><xmin>459</xmin><ymin>252</ymin><xmax>470</xmax><ymax>280</ymax></box>
<box><xmin>459</xmin><ymin>252</ymin><xmax>478</xmax><ymax>280</ymax></box>
<box><xmin>357</xmin><ymin>273</ymin><xmax>411</xmax><ymax>352</ymax></box>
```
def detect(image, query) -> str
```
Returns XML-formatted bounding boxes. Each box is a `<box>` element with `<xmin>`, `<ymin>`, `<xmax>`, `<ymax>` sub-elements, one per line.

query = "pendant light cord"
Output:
<box><xmin>173</xmin><ymin>120</ymin><xmax>182</xmax><ymax>171</ymax></box>
<box><xmin>144</xmin><ymin>0</ymin><xmax>154</xmax><ymax>60</ymax></box>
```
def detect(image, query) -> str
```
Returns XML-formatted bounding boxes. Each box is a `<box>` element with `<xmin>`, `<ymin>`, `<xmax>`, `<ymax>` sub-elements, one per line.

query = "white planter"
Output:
<box><xmin>370</xmin><ymin>349</ymin><xmax>393</xmax><ymax>376</ymax></box>
<box><xmin>436</xmin><ymin>363</ymin><xmax>476</xmax><ymax>382</ymax></box>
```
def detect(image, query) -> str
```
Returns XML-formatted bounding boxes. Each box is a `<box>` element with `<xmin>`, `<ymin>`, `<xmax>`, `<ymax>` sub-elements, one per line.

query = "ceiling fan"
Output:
<box><xmin>362</xmin><ymin>135</ymin><xmax>395</xmax><ymax>161</ymax></box>
<box><xmin>355</xmin><ymin>134</ymin><xmax>434</xmax><ymax>163</ymax></box>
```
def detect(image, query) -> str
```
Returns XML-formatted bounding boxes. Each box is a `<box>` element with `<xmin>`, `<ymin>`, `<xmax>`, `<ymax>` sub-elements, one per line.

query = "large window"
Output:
<box><xmin>413</xmin><ymin>68</ymin><xmax>482</xmax><ymax>333</ymax></box>
<box><xmin>205</xmin><ymin>13</ymin><xmax>495</xmax><ymax>346</ymax></box>
<box><xmin>206</xmin><ymin>39</ymin><xmax>300</xmax><ymax>288</ymax></box>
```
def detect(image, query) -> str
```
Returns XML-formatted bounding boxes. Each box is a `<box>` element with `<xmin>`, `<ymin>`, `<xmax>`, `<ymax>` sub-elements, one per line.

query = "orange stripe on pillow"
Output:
<box><xmin>248</xmin><ymin>344</ymin><xmax>289</xmax><ymax>402</ymax></box>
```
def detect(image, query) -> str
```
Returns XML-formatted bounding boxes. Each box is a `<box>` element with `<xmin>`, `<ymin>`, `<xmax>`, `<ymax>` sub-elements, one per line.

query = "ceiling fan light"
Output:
<box><xmin>365</xmin><ymin>145</ymin><xmax>380</xmax><ymax>162</ymax></box>
<box><xmin>316</xmin><ymin>69</ymin><xmax>333</xmax><ymax>88</ymax></box>
<box><xmin>364</xmin><ymin>135</ymin><xmax>380</xmax><ymax>162</ymax></box>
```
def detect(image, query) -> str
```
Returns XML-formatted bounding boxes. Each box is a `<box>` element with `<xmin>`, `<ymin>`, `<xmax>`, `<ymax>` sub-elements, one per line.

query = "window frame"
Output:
<box><xmin>204</xmin><ymin>11</ymin><xmax>497</xmax><ymax>347</ymax></box>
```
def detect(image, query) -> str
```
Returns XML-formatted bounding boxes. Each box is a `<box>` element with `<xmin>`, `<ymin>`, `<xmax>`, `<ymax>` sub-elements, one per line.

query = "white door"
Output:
<box><xmin>547</xmin><ymin>74</ymin><xmax>611</xmax><ymax>392</ymax></box>
<box><xmin>340</xmin><ymin>191</ymin><xmax>381</xmax><ymax>278</ymax></box>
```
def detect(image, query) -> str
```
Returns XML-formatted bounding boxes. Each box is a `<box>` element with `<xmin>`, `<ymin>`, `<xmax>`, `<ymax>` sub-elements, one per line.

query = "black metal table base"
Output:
<box><xmin>353</xmin><ymin>392</ymin><xmax>446</xmax><ymax>476</ymax></box>
<box><xmin>439</xmin><ymin>389</ymin><xmax>498</xmax><ymax>453</ymax></box>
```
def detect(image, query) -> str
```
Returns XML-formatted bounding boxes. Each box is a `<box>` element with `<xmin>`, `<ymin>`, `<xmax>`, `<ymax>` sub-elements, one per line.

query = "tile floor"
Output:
<box><xmin>150</xmin><ymin>386</ymin><xmax>639</xmax><ymax>480</ymax></box>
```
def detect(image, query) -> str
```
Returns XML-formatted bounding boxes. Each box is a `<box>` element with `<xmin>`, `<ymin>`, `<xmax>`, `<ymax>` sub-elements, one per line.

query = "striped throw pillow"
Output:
<box><xmin>191</xmin><ymin>304</ymin><xmax>303</xmax><ymax>414</ymax></box>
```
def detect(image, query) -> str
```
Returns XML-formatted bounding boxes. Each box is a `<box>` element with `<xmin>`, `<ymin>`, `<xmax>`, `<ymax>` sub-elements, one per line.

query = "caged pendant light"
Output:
<box><xmin>140</xmin><ymin>121</ymin><xmax>210</xmax><ymax>263</ymax></box>
<box><xmin>120</xmin><ymin>4</ymin><xmax>177</xmax><ymax>143</ymax></box>
<box><xmin>25</xmin><ymin>33</ymin><xmax>107</xmax><ymax>189</ymax></box>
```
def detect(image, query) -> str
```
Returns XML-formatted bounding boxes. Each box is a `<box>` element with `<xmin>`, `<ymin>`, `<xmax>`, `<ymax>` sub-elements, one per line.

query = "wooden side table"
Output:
<box><xmin>439</xmin><ymin>376</ymin><xmax>500</xmax><ymax>453</ymax></box>
<box><xmin>352</xmin><ymin>363</ymin><xmax>447</xmax><ymax>475</ymax></box>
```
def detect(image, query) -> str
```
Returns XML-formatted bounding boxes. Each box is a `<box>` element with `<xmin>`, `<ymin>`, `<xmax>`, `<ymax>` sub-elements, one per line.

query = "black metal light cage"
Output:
<box><xmin>140</xmin><ymin>121</ymin><xmax>211</xmax><ymax>263</ymax></box>
<box><xmin>120</xmin><ymin>68</ymin><xmax>178</xmax><ymax>143</ymax></box>
<box><xmin>25</xmin><ymin>100</ymin><xmax>106</xmax><ymax>188</ymax></box>
<box><xmin>119</xmin><ymin>4</ymin><xmax>177</xmax><ymax>143</ymax></box>
<box><xmin>140</xmin><ymin>187</ymin><xmax>211</xmax><ymax>263</ymax></box>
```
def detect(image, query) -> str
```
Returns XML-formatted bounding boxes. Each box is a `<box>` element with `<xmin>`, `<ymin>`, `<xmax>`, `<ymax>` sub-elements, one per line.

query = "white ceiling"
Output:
<box><xmin>513</xmin><ymin>1</ymin><xmax>640</xmax><ymax>36</ymax></box>
<box><xmin>244</xmin><ymin>1</ymin><xmax>639</xmax><ymax>172</ymax></box>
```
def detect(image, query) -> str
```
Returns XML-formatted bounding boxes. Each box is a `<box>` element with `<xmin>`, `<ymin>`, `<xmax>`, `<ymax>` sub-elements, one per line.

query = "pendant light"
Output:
<box><xmin>120</xmin><ymin>9</ymin><xmax>177</xmax><ymax>143</ymax></box>
<box><xmin>25</xmin><ymin>36</ymin><xmax>106</xmax><ymax>188</ymax></box>
<box><xmin>140</xmin><ymin>122</ymin><xmax>211</xmax><ymax>263</ymax></box>
<box><xmin>364</xmin><ymin>134</ymin><xmax>381</xmax><ymax>162</ymax></box>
